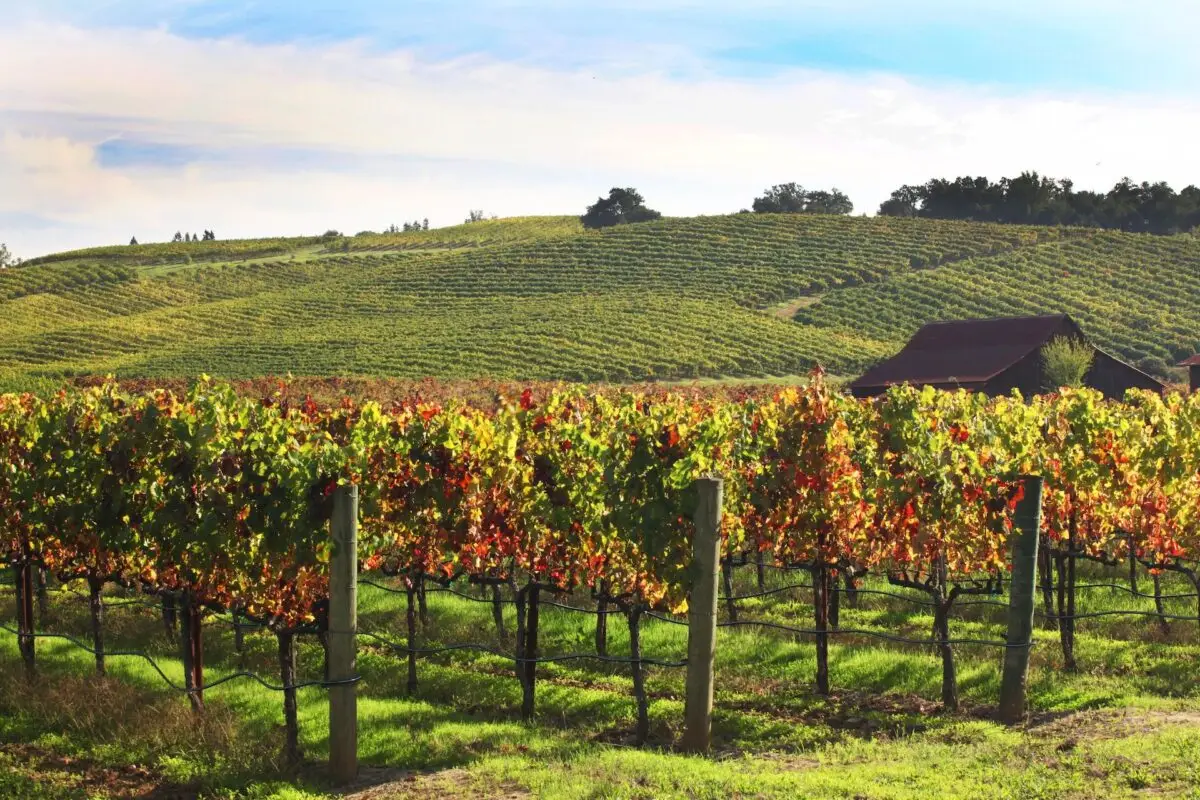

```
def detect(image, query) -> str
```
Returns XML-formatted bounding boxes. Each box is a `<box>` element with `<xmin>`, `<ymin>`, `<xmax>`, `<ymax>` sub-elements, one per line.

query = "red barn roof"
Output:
<box><xmin>1177</xmin><ymin>355</ymin><xmax>1200</xmax><ymax>367</ymax></box>
<box><xmin>851</xmin><ymin>314</ymin><xmax>1080</xmax><ymax>391</ymax></box>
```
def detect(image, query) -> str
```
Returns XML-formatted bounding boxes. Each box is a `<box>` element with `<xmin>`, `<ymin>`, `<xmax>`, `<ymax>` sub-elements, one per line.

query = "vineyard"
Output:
<box><xmin>4</xmin><ymin>377</ymin><xmax>1200</xmax><ymax>797</ymax></box>
<box><xmin>3</xmin><ymin>214</ymin><xmax>1199</xmax><ymax>392</ymax></box>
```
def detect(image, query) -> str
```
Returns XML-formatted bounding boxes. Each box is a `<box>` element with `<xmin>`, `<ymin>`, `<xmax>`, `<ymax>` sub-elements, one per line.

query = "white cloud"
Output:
<box><xmin>1</xmin><ymin>21</ymin><xmax>1199</xmax><ymax>257</ymax></box>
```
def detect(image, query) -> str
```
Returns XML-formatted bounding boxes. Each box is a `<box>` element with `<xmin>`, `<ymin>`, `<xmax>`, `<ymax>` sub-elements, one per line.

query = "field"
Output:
<box><xmin>4</xmin><ymin>562</ymin><xmax>1200</xmax><ymax>800</ymax></box>
<box><xmin>4</xmin><ymin>214</ymin><xmax>1199</xmax><ymax>391</ymax></box>
<box><xmin>5</xmin><ymin>217</ymin><xmax>1200</xmax><ymax>799</ymax></box>
<box><xmin>3</xmin><ymin>380</ymin><xmax>1200</xmax><ymax>798</ymax></box>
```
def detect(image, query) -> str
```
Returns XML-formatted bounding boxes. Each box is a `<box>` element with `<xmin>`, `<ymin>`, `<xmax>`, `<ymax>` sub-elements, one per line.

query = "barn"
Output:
<box><xmin>1177</xmin><ymin>355</ymin><xmax>1200</xmax><ymax>393</ymax></box>
<box><xmin>849</xmin><ymin>314</ymin><xmax>1164</xmax><ymax>400</ymax></box>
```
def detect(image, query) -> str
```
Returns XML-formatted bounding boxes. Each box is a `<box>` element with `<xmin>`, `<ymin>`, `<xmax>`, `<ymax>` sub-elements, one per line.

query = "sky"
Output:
<box><xmin>3</xmin><ymin>1</ymin><xmax>1200</xmax><ymax>257</ymax></box>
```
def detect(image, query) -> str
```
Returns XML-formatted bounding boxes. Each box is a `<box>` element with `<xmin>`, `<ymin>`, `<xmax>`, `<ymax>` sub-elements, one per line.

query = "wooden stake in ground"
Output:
<box><xmin>328</xmin><ymin>484</ymin><xmax>359</xmax><ymax>785</ymax></box>
<box><xmin>999</xmin><ymin>475</ymin><xmax>1042</xmax><ymax>725</ymax></box>
<box><xmin>682</xmin><ymin>476</ymin><xmax>722</xmax><ymax>754</ymax></box>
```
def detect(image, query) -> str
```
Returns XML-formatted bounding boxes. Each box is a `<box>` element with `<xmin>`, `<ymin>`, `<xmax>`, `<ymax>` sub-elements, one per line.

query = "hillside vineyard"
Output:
<box><xmin>4</xmin><ymin>215</ymin><xmax>1199</xmax><ymax>391</ymax></box>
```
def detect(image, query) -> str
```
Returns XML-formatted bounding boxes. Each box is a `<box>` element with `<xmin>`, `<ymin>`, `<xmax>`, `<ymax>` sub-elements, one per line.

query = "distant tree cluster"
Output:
<box><xmin>879</xmin><ymin>172</ymin><xmax>1200</xmax><ymax>234</ymax></box>
<box><xmin>386</xmin><ymin>219</ymin><xmax>429</xmax><ymax>233</ymax></box>
<box><xmin>752</xmin><ymin>183</ymin><xmax>854</xmax><ymax>215</ymax></box>
<box><xmin>581</xmin><ymin>188</ymin><xmax>662</xmax><ymax>229</ymax></box>
<box><xmin>0</xmin><ymin>242</ymin><xmax>19</xmax><ymax>268</ymax></box>
<box><xmin>171</xmin><ymin>230</ymin><xmax>217</xmax><ymax>243</ymax></box>
<box><xmin>464</xmin><ymin>210</ymin><xmax>498</xmax><ymax>224</ymax></box>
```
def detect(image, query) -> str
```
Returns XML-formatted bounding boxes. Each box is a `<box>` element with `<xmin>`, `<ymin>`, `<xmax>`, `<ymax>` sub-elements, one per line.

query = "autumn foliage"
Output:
<box><xmin>3</xmin><ymin>375</ymin><xmax>1200</xmax><ymax>631</ymax></box>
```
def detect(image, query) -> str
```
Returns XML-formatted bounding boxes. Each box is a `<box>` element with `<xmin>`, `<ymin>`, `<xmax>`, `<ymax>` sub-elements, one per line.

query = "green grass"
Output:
<box><xmin>4</xmin><ymin>561</ymin><xmax>1200</xmax><ymax>798</ymax></box>
<box><xmin>12</xmin><ymin>213</ymin><xmax>1189</xmax><ymax>390</ymax></box>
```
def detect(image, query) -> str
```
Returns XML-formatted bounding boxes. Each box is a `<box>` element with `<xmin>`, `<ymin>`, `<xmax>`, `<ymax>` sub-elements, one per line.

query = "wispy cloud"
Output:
<box><xmin>22</xmin><ymin>1</ymin><xmax>1200</xmax><ymax>89</ymax></box>
<box><xmin>1</xmin><ymin>8</ymin><xmax>1199</xmax><ymax>257</ymax></box>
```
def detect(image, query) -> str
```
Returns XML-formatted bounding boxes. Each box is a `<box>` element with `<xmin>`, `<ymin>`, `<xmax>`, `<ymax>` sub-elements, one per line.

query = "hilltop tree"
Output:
<box><xmin>581</xmin><ymin>187</ymin><xmax>662</xmax><ymax>229</ymax></box>
<box><xmin>422</xmin><ymin>218</ymin><xmax>429</xmax><ymax>231</ymax></box>
<box><xmin>129</xmin><ymin>236</ymin><xmax>138</xmax><ymax>246</ymax></box>
<box><xmin>173</xmin><ymin>231</ymin><xmax>183</xmax><ymax>243</ymax></box>
<box><xmin>465</xmin><ymin>210</ymin><xmax>489</xmax><ymax>223</ymax></box>
<box><xmin>0</xmin><ymin>243</ymin><xmax>17</xmax><ymax>268</ymax></box>
<box><xmin>752</xmin><ymin>183</ymin><xmax>854</xmax><ymax>215</ymax></box>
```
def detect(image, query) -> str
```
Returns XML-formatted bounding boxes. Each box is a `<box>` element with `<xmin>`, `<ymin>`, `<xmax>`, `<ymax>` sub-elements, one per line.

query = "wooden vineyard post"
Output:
<box><xmin>999</xmin><ymin>475</ymin><xmax>1042</xmax><ymax>725</ymax></box>
<box><xmin>329</xmin><ymin>484</ymin><xmax>359</xmax><ymax>785</ymax></box>
<box><xmin>682</xmin><ymin>476</ymin><xmax>723</xmax><ymax>754</ymax></box>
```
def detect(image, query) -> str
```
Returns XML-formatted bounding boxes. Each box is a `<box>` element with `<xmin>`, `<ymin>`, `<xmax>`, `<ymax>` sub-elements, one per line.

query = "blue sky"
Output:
<box><xmin>27</xmin><ymin>0</ymin><xmax>1198</xmax><ymax>91</ymax></box>
<box><xmin>2</xmin><ymin>1</ymin><xmax>1199</xmax><ymax>256</ymax></box>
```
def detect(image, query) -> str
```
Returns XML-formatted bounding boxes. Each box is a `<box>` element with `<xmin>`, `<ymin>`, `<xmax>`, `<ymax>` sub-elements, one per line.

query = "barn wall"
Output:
<box><xmin>1086</xmin><ymin>351</ymin><xmax>1164</xmax><ymax>399</ymax></box>
<box><xmin>984</xmin><ymin>350</ymin><xmax>1046</xmax><ymax>398</ymax></box>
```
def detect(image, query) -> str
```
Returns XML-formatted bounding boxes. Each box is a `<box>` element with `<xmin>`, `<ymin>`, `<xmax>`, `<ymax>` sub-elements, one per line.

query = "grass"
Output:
<box><xmin>3</xmin><ymin>561</ymin><xmax>1200</xmax><ymax>798</ymax></box>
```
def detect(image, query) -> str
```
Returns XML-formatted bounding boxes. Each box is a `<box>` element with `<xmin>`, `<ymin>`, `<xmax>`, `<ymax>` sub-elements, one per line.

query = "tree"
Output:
<box><xmin>1041</xmin><ymin>338</ymin><xmax>1095</xmax><ymax>392</ymax></box>
<box><xmin>580</xmin><ymin>188</ymin><xmax>662</xmax><ymax>229</ymax></box>
<box><xmin>753</xmin><ymin>184</ymin><xmax>853</xmax><ymax>215</ymax></box>
<box><xmin>465</xmin><ymin>210</ymin><xmax>486</xmax><ymax>223</ymax></box>
<box><xmin>422</xmin><ymin>218</ymin><xmax>429</xmax><ymax>231</ymax></box>
<box><xmin>0</xmin><ymin>243</ymin><xmax>17</xmax><ymax>269</ymax></box>
<box><xmin>804</xmin><ymin>189</ymin><xmax>853</xmax><ymax>215</ymax></box>
<box><xmin>129</xmin><ymin>237</ymin><xmax>139</xmax><ymax>246</ymax></box>
<box><xmin>173</xmin><ymin>231</ymin><xmax>183</xmax><ymax>243</ymax></box>
<box><xmin>878</xmin><ymin>185</ymin><xmax>921</xmax><ymax>217</ymax></box>
<box><xmin>752</xmin><ymin>183</ymin><xmax>807</xmax><ymax>213</ymax></box>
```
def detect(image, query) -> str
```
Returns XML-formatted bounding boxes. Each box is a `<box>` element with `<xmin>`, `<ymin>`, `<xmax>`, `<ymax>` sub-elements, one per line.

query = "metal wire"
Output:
<box><xmin>357</xmin><ymin>629</ymin><xmax>688</xmax><ymax>667</ymax></box>
<box><xmin>715</xmin><ymin>618</ymin><xmax>1032</xmax><ymax>648</ymax></box>
<box><xmin>0</xmin><ymin>621</ymin><xmax>359</xmax><ymax>693</ymax></box>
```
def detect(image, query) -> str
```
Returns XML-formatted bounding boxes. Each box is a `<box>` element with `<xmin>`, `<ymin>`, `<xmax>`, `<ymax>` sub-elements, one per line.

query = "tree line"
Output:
<box><xmin>878</xmin><ymin>173</ymin><xmax>1200</xmax><ymax>234</ymax></box>
<box><xmin>580</xmin><ymin>184</ymin><xmax>854</xmax><ymax>229</ymax></box>
<box><xmin>581</xmin><ymin>174</ymin><xmax>1200</xmax><ymax>234</ymax></box>
<box><xmin>170</xmin><ymin>230</ymin><xmax>217</xmax><ymax>243</ymax></box>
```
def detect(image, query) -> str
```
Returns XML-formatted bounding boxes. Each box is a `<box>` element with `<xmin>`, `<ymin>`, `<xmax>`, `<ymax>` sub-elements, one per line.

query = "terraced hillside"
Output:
<box><xmin>2</xmin><ymin>214</ymin><xmax>1196</xmax><ymax>390</ymax></box>
<box><xmin>794</xmin><ymin>230</ymin><xmax>1200</xmax><ymax>375</ymax></box>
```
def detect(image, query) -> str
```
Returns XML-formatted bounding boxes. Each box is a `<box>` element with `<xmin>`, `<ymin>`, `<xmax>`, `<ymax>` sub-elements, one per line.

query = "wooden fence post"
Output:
<box><xmin>329</xmin><ymin>484</ymin><xmax>359</xmax><ymax>785</ymax></box>
<box><xmin>999</xmin><ymin>475</ymin><xmax>1042</xmax><ymax>725</ymax></box>
<box><xmin>682</xmin><ymin>476</ymin><xmax>722</xmax><ymax>754</ymax></box>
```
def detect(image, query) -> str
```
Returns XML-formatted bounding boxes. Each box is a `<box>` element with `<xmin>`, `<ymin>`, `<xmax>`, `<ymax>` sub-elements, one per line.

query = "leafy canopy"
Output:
<box><xmin>752</xmin><ymin>183</ymin><xmax>854</xmax><ymax>215</ymax></box>
<box><xmin>581</xmin><ymin>188</ymin><xmax>662</xmax><ymax>230</ymax></box>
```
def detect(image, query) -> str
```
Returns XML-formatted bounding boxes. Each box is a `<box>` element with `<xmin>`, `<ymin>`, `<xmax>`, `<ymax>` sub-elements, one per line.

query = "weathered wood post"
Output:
<box><xmin>682</xmin><ymin>476</ymin><xmax>722</xmax><ymax>754</ymax></box>
<box><xmin>329</xmin><ymin>484</ymin><xmax>359</xmax><ymax>784</ymax></box>
<box><xmin>999</xmin><ymin>475</ymin><xmax>1042</xmax><ymax>725</ymax></box>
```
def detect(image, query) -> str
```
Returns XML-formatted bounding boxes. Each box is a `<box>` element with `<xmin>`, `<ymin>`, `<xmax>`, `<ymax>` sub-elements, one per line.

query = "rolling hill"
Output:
<box><xmin>3</xmin><ymin>214</ymin><xmax>1198</xmax><ymax>392</ymax></box>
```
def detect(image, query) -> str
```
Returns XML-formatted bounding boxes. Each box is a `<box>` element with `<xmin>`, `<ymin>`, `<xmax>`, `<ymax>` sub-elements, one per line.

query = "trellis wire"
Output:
<box><xmin>0</xmin><ymin>620</ymin><xmax>357</xmax><ymax>694</ymax></box>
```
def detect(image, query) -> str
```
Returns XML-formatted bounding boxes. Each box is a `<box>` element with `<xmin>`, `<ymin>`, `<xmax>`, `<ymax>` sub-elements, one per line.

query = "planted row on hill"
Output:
<box><xmin>3</xmin><ymin>377</ymin><xmax>1197</xmax><ymax>622</ymax></box>
<box><xmin>796</xmin><ymin>231</ymin><xmax>1200</xmax><ymax>375</ymax></box>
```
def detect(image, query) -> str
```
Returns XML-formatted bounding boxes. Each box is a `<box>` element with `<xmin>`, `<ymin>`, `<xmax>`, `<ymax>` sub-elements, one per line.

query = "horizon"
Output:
<box><xmin>4</xmin><ymin>1</ymin><xmax>1200</xmax><ymax>259</ymax></box>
